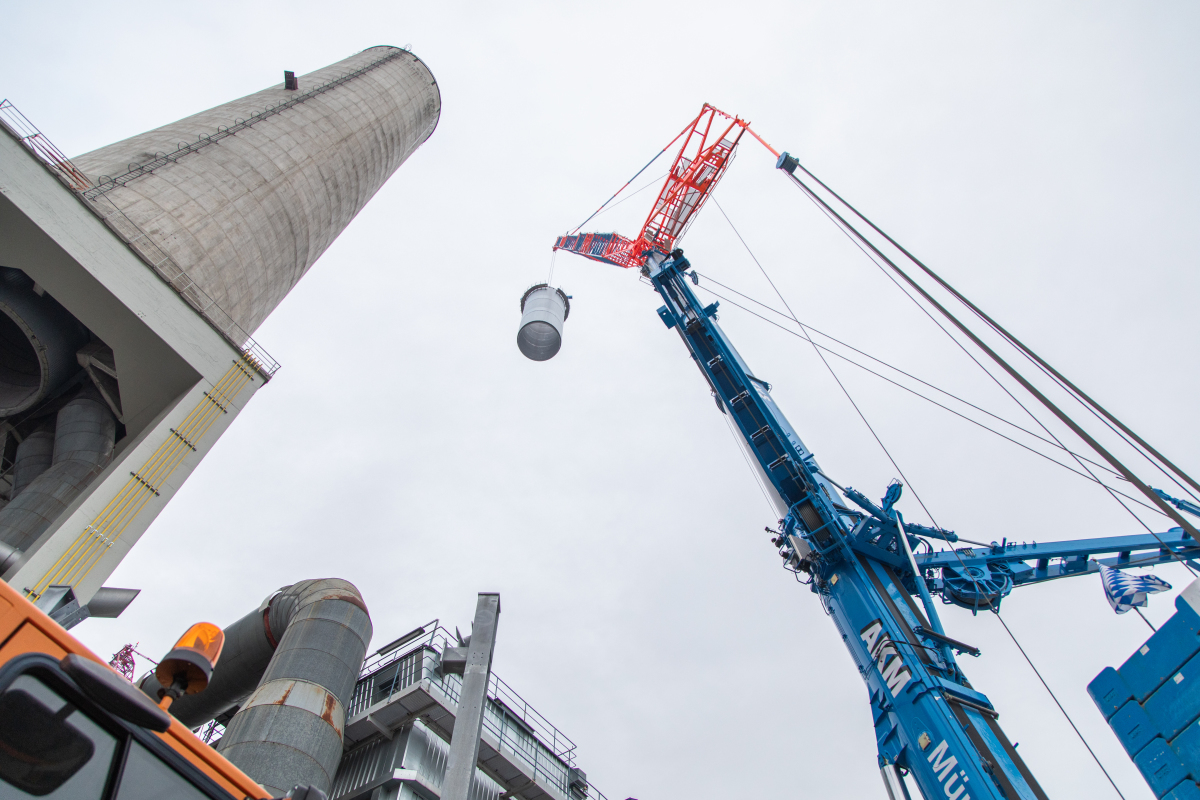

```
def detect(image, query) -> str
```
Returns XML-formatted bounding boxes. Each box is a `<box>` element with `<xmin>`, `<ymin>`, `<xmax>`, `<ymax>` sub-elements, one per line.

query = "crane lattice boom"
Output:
<box><xmin>554</xmin><ymin>104</ymin><xmax>754</xmax><ymax>268</ymax></box>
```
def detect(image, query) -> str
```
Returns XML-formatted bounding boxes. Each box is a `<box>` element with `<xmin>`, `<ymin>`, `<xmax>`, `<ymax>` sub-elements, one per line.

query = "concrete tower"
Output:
<box><xmin>0</xmin><ymin>46</ymin><xmax>439</xmax><ymax>622</ymax></box>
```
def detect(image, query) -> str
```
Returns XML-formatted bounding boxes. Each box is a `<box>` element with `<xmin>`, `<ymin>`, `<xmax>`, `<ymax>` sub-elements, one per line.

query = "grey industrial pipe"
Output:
<box><xmin>11</xmin><ymin>423</ymin><xmax>54</xmax><ymax>497</ymax></box>
<box><xmin>140</xmin><ymin>578</ymin><xmax>372</xmax><ymax>796</ymax></box>
<box><xmin>0</xmin><ymin>267</ymin><xmax>89</xmax><ymax>416</ymax></box>
<box><xmin>143</xmin><ymin>603</ymin><xmax>279</xmax><ymax>728</ymax></box>
<box><xmin>0</xmin><ymin>386</ymin><xmax>116</xmax><ymax>572</ymax></box>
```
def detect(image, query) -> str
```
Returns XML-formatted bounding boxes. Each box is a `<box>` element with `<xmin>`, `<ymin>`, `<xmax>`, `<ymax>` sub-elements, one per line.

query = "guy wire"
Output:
<box><xmin>695</xmin><ymin>282</ymin><xmax>1158</xmax><ymax>511</ymax></box>
<box><xmin>693</xmin><ymin>270</ymin><xmax>1126</xmax><ymax>482</ymax></box>
<box><xmin>711</xmin><ymin>197</ymin><xmax>943</xmax><ymax>533</ymax></box>
<box><xmin>794</xmin><ymin>159</ymin><xmax>1200</xmax><ymax>505</ymax></box>
<box><xmin>713</xmin><ymin>195</ymin><xmax>1131</xmax><ymax>798</ymax></box>
<box><xmin>783</xmin><ymin>161</ymin><xmax>1200</xmax><ymax>530</ymax></box>
<box><xmin>779</xmin><ymin>166</ymin><xmax>1199</xmax><ymax>575</ymax></box>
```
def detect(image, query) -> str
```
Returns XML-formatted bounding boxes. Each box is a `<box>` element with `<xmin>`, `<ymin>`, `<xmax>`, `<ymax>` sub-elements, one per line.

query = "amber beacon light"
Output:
<box><xmin>154</xmin><ymin>622</ymin><xmax>225</xmax><ymax>709</ymax></box>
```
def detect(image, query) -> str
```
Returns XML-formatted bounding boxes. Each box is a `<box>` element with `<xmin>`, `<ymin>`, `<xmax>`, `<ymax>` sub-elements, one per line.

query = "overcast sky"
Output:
<box><xmin>5</xmin><ymin>2</ymin><xmax>1200</xmax><ymax>798</ymax></box>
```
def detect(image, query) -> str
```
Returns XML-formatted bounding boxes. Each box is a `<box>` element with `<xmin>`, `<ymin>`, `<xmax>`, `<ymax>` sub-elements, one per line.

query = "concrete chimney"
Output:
<box><xmin>73</xmin><ymin>45</ymin><xmax>440</xmax><ymax>336</ymax></box>
<box><xmin>0</xmin><ymin>46</ymin><xmax>439</xmax><ymax>617</ymax></box>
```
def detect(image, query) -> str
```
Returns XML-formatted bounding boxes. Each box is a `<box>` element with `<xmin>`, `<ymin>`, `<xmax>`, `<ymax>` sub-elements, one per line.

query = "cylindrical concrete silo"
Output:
<box><xmin>72</xmin><ymin>45</ymin><xmax>440</xmax><ymax>336</ymax></box>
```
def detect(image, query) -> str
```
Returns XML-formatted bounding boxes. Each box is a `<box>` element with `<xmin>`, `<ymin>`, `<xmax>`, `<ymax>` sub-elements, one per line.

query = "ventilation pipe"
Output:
<box><xmin>10</xmin><ymin>422</ymin><xmax>54</xmax><ymax>497</ymax></box>
<box><xmin>141</xmin><ymin>603</ymin><xmax>279</xmax><ymax>728</ymax></box>
<box><xmin>0</xmin><ymin>385</ymin><xmax>116</xmax><ymax>572</ymax></box>
<box><xmin>140</xmin><ymin>579</ymin><xmax>372</xmax><ymax>796</ymax></box>
<box><xmin>0</xmin><ymin>267</ymin><xmax>89</xmax><ymax>416</ymax></box>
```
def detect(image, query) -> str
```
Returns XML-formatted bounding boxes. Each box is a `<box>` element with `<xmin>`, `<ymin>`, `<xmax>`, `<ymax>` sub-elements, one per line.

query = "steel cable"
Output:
<box><xmin>779</xmin><ymin>166</ymin><xmax>1199</xmax><ymax>576</ymax></box>
<box><xmin>568</xmin><ymin>111</ymin><xmax>703</xmax><ymax>235</ymax></box>
<box><xmin>693</xmin><ymin>271</ymin><xmax>1127</xmax><ymax>482</ymax></box>
<box><xmin>711</xmin><ymin>197</ymin><xmax>945</xmax><ymax>534</ymax></box>
<box><xmin>713</xmin><ymin>195</ymin><xmax>1131</xmax><ymax>799</ymax></box>
<box><xmin>791</xmin><ymin>163</ymin><xmax>1200</xmax><ymax>506</ymax></box>
<box><xmin>695</xmin><ymin>283</ymin><xmax>1160</xmax><ymax>512</ymax></box>
<box><xmin>783</xmin><ymin>161</ymin><xmax>1200</xmax><ymax>523</ymax></box>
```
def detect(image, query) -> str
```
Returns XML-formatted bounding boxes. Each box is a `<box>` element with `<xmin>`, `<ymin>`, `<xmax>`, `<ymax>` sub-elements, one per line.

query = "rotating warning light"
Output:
<box><xmin>155</xmin><ymin>622</ymin><xmax>225</xmax><ymax>700</ymax></box>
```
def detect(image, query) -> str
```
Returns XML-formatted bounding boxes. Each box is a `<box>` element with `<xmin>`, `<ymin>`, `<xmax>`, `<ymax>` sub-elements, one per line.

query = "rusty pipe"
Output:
<box><xmin>143</xmin><ymin>579</ymin><xmax>371</xmax><ymax>796</ymax></box>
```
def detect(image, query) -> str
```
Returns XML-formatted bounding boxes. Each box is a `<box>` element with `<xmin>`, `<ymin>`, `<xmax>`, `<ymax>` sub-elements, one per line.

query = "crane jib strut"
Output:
<box><xmin>551</xmin><ymin>105</ymin><xmax>1197</xmax><ymax>800</ymax></box>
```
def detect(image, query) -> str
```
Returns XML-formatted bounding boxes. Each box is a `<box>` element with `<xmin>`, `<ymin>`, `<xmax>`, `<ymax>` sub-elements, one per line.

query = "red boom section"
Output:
<box><xmin>554</xmin><ymin>105</ymin><xmax>752</xmax><ymax>269</ymax></box>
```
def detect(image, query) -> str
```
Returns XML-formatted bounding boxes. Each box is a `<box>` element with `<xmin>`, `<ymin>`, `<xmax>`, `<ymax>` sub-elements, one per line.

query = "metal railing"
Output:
<box><xmin>351</xmin><ymin>626</ymin><xmax>610</xmax><ymax>800</ymax></box>
<box><xmin>81</xmin><ymin>47</ymin><xmax>414</xmax><ymax>201</ymax></box>
<box><xmin>177</xmin><ymin>623</ymin><xmax>609</xmax><ymax>800</ymax></box>
<box><xmin>354</xmin><ymin>626</ymin><xmax>578</xmax><ymax>761</ymax></box>
<box><xmin>196</xmin><ymin>719</ymin><xmax>224</xmax><ymax>745</ymax></box>
<box><xmin>0</xmin><ymin>99</ymin><xmax>280</xmax><ymax>380</ymax></box>
<box><xmin>0</xmin><ymin>103</ymin><xmax>91</xmax><ymax>191</ymax></box>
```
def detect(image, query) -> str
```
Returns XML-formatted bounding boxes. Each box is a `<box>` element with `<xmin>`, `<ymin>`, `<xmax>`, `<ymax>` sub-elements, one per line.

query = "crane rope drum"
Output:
<box><xmin>539</xmin><ymin>104</ymin><xmax>1200</xmax><ymax>799</ymax></box>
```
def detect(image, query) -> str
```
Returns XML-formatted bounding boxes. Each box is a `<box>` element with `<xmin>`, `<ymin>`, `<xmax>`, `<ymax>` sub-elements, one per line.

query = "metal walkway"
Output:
<box><xmin>334</xmin><ymin>626</ymin><xmax>600</xmax><ymax>800</ymax></box>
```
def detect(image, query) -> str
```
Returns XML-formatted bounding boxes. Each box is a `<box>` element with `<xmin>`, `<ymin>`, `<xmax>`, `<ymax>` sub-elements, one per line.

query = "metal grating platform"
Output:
<box><xmin>333</xmin><ymin>626</ymin><xmax>604</xmax><ymax>800</ymax></box>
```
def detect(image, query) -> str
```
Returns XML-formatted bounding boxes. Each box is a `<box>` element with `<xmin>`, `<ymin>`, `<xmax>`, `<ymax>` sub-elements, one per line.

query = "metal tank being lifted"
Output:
<box><xmin>517</xmin><ymin>284</ymin><xmax>570</xmax><ymax>361</ymax></box>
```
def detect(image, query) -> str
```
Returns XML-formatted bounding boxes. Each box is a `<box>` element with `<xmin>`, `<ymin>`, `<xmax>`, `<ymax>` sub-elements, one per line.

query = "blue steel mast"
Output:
<box><xmin>645</xmin><ymin>248</ymin><xmax>1198</xmax><ymax>799</ymax></box>
<box><xmin>646</xmin><ymin>247</ymin><xmax>1043</xmax><ymax>800</ymax></box>
<box><xmin>550</xmin><ymin>107</ymin><xmax>1200</xmax><ymax>799</ymax></box>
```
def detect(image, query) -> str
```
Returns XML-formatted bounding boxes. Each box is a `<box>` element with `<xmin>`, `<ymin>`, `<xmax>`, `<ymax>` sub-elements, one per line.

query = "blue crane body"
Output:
<box><xmin>641</xmin><ymin>248</ymin><xmax>1199</xmax><ymax>800</ymax></box>
<box><xmin>548</xmin><ymin>106</ymin><xmax>1200</xmax><ymax>798</ymax></box>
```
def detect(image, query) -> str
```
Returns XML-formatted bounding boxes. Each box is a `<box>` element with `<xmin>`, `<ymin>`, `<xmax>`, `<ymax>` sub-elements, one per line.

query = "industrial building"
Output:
<box><xmin>183</xmin><ymin>606</ymin><xmax>599</xmax><ymax>800</ymax></box>
<box><xmin>0</xmin><ymin>46</ymin><xmax>611</xmax><ymax>800</ymax></box>
<box><xmin>134</xmin><ymin>581</ymin><xmax>603</xmax><ymax>800</ymax></box>
<box><xmin>0</xmin><ymin>46</ymin><xmax>439</xmax><ymax>624</ymax></box>
<box><xmin>333</xmin><ymin>623</ymin><xmax>593</xmax><ymax>800</ymax></box>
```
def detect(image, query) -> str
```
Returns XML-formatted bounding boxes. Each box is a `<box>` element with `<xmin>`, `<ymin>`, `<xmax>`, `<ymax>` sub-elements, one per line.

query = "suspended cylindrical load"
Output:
<box><xmin>517</xmin><ymin>284</ymin><xmax>570</xmax><ymax>362</ymax></box>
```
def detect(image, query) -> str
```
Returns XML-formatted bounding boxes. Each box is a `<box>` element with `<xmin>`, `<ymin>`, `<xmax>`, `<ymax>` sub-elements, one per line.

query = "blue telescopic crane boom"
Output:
<box><xmin>551</xmin><ymin>106</ymin><xmax>1200</xmax><ymax>799</ymax></box>
<box><xmin>645</xmin><ymin>248</ymin><xmax>1044</xmax><ymax>800</ymax></box>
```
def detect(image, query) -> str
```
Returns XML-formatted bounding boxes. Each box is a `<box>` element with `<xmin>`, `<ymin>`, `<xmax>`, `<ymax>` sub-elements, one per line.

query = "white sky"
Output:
<box><xmin>4</xmin><ymin>2</ymin><xmax>1200</xmax><ymax>798</ymax></box>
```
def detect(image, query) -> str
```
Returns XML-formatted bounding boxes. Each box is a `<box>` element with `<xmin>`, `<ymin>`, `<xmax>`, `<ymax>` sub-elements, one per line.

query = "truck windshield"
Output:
<box><xmin>0</xmin><ymin>674</ymin><xmax>120</xmax><ymax>798</ymax></box>
<box><xmin>113</xmin><ymin>739</ymin><xmax>211</xmax><ymax>800</ymax></box>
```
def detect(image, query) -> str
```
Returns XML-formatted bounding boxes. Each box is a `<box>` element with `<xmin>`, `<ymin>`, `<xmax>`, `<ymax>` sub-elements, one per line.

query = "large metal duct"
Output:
<box><xmin>10</xmin><ymin>422</ymin><xmax>55</xmax><ymax>497</ymax></box>
<box><xmin>72</xmin><ymin>46</ymin><xmax>441</xmax><ymax>336</ymax></box>
<box><xmin>140</xmin><ymin>579</ymin><xmax>372</xmax><ymax>796</ymax></box>
<box><xmin>0</xmin><ymin>386</ymin><xmax>116</xmax><ymax>566</ymax></box>
<box><xmin>0</xmin><ymin>267</ymin><xmax>89</xmax><ymax>416</ymax></box>
<box><xmin>142</xmin><ymin>603</ymin><xmax>279</xmax><ymax>728</ymax></box>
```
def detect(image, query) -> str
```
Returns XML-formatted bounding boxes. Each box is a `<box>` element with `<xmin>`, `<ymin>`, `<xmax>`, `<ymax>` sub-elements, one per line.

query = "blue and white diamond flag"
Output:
<box><xmin>1100</xmin><ymin>565</ymin><xmax>1171</xmax><ymax>614</ymax></box>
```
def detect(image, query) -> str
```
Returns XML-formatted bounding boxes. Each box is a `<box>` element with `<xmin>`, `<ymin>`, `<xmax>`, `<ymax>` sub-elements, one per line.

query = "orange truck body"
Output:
<box><xmin>0</xmin><ymin>579</ymin><xmax>269</xmax><ymax>799</ymax></box>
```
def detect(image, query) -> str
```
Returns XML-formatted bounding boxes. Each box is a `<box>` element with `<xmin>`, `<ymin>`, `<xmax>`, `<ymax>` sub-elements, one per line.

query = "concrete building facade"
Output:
<box><xmin>0</xmin><ymin>46</ymin><xmax>439</xmax><ymax>620</ymax></box>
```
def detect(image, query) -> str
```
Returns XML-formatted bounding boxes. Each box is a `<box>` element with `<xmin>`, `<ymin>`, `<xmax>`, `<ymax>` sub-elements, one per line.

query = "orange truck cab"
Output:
<box><xmin>0</xmin><ymin>579</ymin><xmax>270</xmax><ymax>800</ymax></box>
